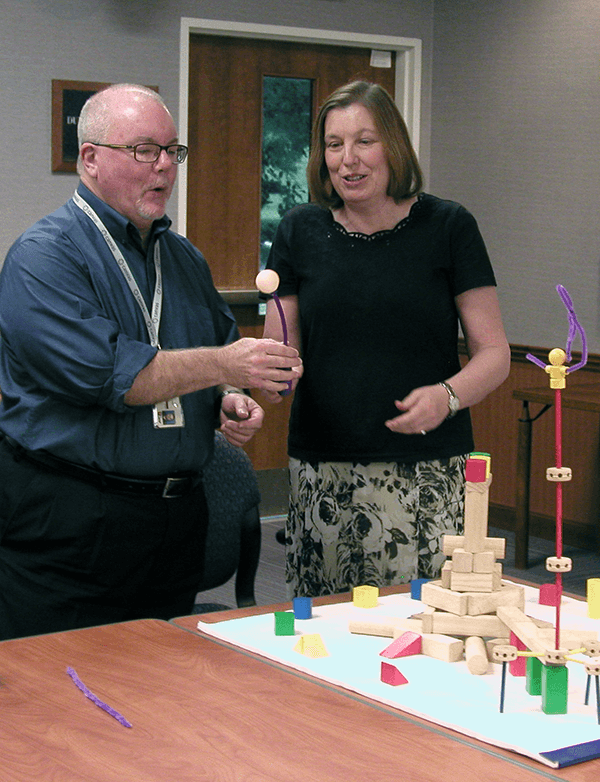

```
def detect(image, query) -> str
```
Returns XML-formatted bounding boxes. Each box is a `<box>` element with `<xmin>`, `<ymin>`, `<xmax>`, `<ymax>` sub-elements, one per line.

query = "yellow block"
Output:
<box><xmin>294</xmin><ymin>633</ymin><xmax>329</xmax><ymax>658</ymax></box>
<box><xmin>353</xmin><ymin>585</ymin><xmax>379</xmax><ymax>608</ymax></box>
<box><xmin>588</xmin><ymin>578</ymin><xmax>600</xmax><ymax>619</ymax></box>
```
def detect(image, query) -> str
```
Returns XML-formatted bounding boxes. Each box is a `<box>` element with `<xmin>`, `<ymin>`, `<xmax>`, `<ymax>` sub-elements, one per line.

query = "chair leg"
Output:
<box><xmin>235</xmin><ymin>505</ymin><xmax>261</xmax><ymax>608</ymax></box>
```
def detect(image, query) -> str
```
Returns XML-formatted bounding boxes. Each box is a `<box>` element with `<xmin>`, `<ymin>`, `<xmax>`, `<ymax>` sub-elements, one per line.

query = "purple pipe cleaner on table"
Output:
<box><xmin>526</xmin><ymin>284</ymin><xmax>588</xmax><ymax>373</ymax></box>
<box><xmin>67</xmin><ymin>666</ymin><xmax>133</xmax><ymax>728</ymax></box>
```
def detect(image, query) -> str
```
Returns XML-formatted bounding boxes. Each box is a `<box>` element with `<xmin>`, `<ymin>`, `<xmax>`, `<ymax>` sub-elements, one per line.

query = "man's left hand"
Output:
<box><xmin>219</xmin><ymin>393</ymin><xmax>264</xmax><ymax>446</ymax></box>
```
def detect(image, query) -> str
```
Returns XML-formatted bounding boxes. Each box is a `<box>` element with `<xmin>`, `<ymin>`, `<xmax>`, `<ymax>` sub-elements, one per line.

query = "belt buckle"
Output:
<box><xmin>162</xmin><ymin>476</ymin><xmax>188</xmax><ymax>499</ymax></box>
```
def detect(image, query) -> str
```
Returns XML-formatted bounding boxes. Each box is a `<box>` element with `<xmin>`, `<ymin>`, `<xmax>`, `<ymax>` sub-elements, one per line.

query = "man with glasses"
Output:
<box><xmin>0</xmin><ymin>84</ymin><xmax>301</xmax><ymax>640</ymax></box>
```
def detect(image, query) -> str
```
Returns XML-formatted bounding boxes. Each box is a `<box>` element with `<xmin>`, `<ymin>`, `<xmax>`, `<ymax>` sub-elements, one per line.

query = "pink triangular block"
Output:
<box><xmin>380</xmin><ymin>630</ymin><xmax>422</xmax><ymax>659</ymax></box>
<box><xmin>381</xmin><ymin>661</ymin><xmax>409</xmax><ymax>686</ymax></box>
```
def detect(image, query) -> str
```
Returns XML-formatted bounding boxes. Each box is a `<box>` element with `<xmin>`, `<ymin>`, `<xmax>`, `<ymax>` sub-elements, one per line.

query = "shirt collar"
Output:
<box><xmin>75</xmin><ymin>182</ymin><xmax>172</xmax><ymax>247</ymax></box>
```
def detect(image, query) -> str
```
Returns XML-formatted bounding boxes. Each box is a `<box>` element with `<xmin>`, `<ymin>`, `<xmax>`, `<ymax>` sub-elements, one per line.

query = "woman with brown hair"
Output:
<box><xmin>262</xmin><ymin>81</ymin><xmax>510</xmax><ymax>598</ymax></box>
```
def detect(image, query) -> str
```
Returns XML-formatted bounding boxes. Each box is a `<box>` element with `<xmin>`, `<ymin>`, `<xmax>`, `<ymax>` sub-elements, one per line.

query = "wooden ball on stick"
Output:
<box><xmin>255</xmin><ymin>269</ymin><xmax>292</xmax><ymax>396</ymax></box>
<box><xmin>255</xmin><ymin>269</ymin><xmax>280</xmax><ymax>295</ymax></box>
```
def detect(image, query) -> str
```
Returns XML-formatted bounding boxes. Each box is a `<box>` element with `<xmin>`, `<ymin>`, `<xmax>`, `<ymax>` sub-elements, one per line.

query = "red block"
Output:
<box><xmin>509</xmin><ymin>631</ymin><xmax>527</xmax><ymax>677</ymax></box>
<box><xmin>465</xmin><ymin>458</ymin><xmax>487</xmax><ymax>482</ymax></box>
<box><xmin>381</xmin><ymin>662</ymin><xmax>409</xmax><ymax>686</ymax></box>
<box><xmin>539</xmin><ymin>583</ymin><xmax>560</xmax><ymax>606</ymax></box>
<box><xmin>380</xmin><ymin>630</ymin><xmax>422</xmax><ymax>659</ymax></box>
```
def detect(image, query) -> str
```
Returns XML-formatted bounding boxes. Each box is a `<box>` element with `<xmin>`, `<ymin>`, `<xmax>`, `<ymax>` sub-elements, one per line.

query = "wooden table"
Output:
<box><xmin>513</xmin><ymin>382</ymin><xmax>600</xmax><ymax>569</ymax></box>
<box><xmin>172</xmin><ymin>590</ymin><xmax>600</xmax><ymax>782</ymax></box>
<box><xmin>0</xmin><ymin>595</ymin><xmax>597</xmax><ymax>781</ymax></box>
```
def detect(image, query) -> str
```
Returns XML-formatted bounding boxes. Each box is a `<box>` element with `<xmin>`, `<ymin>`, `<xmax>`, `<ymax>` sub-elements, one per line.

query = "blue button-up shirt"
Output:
<box><xmin>0</xmin><ymin>184</ymin><xmax>238</xmax><ymax>475</ymax></box>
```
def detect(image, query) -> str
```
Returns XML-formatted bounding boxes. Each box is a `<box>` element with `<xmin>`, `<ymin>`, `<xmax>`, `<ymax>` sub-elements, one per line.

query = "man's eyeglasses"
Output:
<box><xmin>89</xmin><ymin>142</ymin><xmax>189</xmax><ymax>164</ymax></box>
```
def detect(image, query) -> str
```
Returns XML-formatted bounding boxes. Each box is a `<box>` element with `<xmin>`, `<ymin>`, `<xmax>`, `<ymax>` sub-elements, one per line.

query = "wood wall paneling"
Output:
<box><xmin>468</xmin><ymin>346</ymin><xmax>600</xmax><ymax>549</ymax></box>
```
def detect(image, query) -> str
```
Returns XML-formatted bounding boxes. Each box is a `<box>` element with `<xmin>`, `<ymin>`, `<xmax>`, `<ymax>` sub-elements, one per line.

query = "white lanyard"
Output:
<box><xmin>73</xmin><ymin>191</ymin><xmax>163</xmax><ymax>348</ymax></box>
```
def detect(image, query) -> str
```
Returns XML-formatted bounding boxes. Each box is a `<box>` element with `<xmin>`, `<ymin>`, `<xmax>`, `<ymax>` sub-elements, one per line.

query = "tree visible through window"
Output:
<box><xmin>260</xmin><ymin>76</ymin><xmax>312</xmax><ymax>270</ymax></box>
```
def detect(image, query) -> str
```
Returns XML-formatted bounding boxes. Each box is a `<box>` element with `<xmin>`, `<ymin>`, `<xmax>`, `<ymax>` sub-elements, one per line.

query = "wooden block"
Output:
<box><xmin>586</xmin><ymin>578</ymin><xmax>600</xmax><ymax>619</ymax></box>
<box><xmin>450</xmin><ymin>571</ymin><xmax>495</xmax><ymax>593</ymax></box>
<box><xmin>529</xmin><ymin>616</ymin><xmax>554</xmax><ymax>629</ymax></box>
<box><xmin>293</xmin><ymin>596</ymin><xmax>313</xmax><ymax>619</ymax></box>
<box><xmin>440</xmin><ymin>561</ymin><xmax>452</xmax><ymax>589</ymax></box>
<box><xmin>410</xmin><ymin>578</ymin><xmax>429</xmax><ymax>600</ymax></box>
<box><xmin>542</xmin><ymin>663</ymin><xmax>568</xmax><ymax>714</ymax></box>
<box><xmin>486</xmin><ymin>637</ymin><xmax>510</xmax><ymax>660</ymax></box>
<box><xmin>390</xmin><ymin>618</ymin><xmax>426</xmax><ymax>637</ymax></box>
<box><xmin>546</xmin><ymin>556</ymin><xmax>572</xmax><ymax>573</ymax></box>
<box><xmin>546</xmin><ymin>466</ymin><xmax>572</xmax><ymax>482</ymax></box>
<box><xmin>465</xmin><ymin>457</ymin><xmax>488</xmax><ymax>482</ymax></box>
<box><xmin>274</xmin><ymin>611</ymin><xmax>295</xmax><ymax>636</ymax></box>
<box><xmin>353</xmin><ymin>585</ymin><xmax>379</xmax><ymax>608</ymax></box>
<box><xmin>421</xmin><ymin>633</ymin><xmax>464</xmax><ymax>663</ymax></box>
<box><xmin>349</xmin><ymin>617</ymin><xmax>423</xmax><ymax>638</ymax></box>
<box><xmin>349</xmin><ymin>618</ymin><xmax>402</xmax><ymax>638</ymax></box>
<box><xmin>381</xmin><ymin>661</ymin><xmax>409</xmax><ymax>686</ymax></box>
<box><xmin>467</xmin><ymin>583</ymin><xmax>525</xmax><ymax>616</ymax></box>
<box><xmin>588</xmin><ymin>578</ymin><xmax>600</xmax><ymax>619</ymax></box>
<box><xmin>537</xmin><ymin>628</ymin><xmax>599</xmax><ymax>649</ymax></box>
<box><xmin>497</xmin><ymin>607</ymin><xmax>546</xmax><ymax>655</ymax></box>
<box><xmin>473</xmin><ymin>550</ymin><xmax>495</xmax><ymax>573</ymax></box>
<box><xmin>443</xmin><ymin>535</ymin><xmax>505</xmax><ymax>559</ymax></box>
<box><xmin>452</xmin><ymin>548</ymin><xmax>474</xmax><ymax>573</ymax></box>
<box><xmin>380</xmin><ymin>631</ymin><xmax>422</xmax><ymax>659</ymax></box>
<box><xmin>463</xmin><ymin>474</ymin><xmax>492</xmax><ymax>552</ymax></box>
<box><xmin>510</xmin><ymin>631</ymin><xmax>528</xmax><ymax>676</ymax></box>
<box><xmin>539</xmin><ymin>583</ymin><xmax>561</xmax><ymax>606</ymax></box>
<box><xmin>526</xmin><ymin>655</ymin><xmax>543</xmax><ymax>695</ymax></box>
<box><xmin>420</xmin><ymin>581</ymin><xmax>469</xmax><ymax>616</ymax></box>
<box><xmin>420</xmin><ymin>605</ymin><xmax>435</xmax><ymax>634</ymax></box>
<box><xmin>465</xmin><ymin>636</ymin><xmax>489</xmax><ymax>675</ymax></box>
<box><xmin>293</xmin><ymin>633</ymin><xmax>328</xmax><ymax>658</ymax></box>
<box><xmin>492</xmin><ymin>565</ymin><xmax>502</xmax><ymax>591</ymax></box>
<box><xmin>429</xmin><ymin>611</ymin><xmax>508</xmax><ymax>638</ymax></box>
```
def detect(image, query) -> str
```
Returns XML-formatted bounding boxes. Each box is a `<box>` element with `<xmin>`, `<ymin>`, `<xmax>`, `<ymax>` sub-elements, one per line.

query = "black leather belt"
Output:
<box><xmin>1</xmin><ymin>434</ymin><xmax>201</xmax><ymax>499</ymax></box>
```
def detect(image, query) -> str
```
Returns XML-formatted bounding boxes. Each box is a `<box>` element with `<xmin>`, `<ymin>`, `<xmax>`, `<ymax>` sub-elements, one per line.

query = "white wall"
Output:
<box><xmin>431</xmin><ymin>0</ymin><xmax>600</xmax><ymax>352</ymax></box>
<box><xmin>2</xmin><ymin>0</ymin><xmax>599</xmax><ymax>352</ymax></box>
<box><xmin>0</xmin><ymin>0</ymin><xmax>433</xmax><ymax>256</ymax></box>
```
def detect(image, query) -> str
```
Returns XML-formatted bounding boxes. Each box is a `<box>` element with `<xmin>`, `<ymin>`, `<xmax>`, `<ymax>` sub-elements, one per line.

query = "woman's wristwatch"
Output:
<box><xmin>438</xmin><ymin>381</ymin><xmax>460</xmax><ymax>418</ymax></box>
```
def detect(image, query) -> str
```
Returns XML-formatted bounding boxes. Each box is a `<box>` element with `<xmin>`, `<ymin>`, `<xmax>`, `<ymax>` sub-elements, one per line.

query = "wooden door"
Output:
<box><xmin>187</xmin><ymin>35</ymin><xmax>397</xmax><ymax>469</ymax></box>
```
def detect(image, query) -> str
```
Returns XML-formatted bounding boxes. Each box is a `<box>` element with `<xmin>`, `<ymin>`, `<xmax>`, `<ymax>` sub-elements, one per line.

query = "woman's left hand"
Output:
<box><xmin>384</xmin><ymin>384</ymin><xmax>450</xmax><ymax>436</ymax></box>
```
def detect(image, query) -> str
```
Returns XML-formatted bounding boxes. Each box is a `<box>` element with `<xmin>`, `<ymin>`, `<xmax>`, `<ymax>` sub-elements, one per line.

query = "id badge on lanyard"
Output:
<box><xmin>153</xmin><ymin>398</ymin><xmax>185</xmax><ymax>428</ymax></box>
<box><xmin>73</xmin><ymin>192</ymin><xmax>185</xmax><ymax>429</ymax></box>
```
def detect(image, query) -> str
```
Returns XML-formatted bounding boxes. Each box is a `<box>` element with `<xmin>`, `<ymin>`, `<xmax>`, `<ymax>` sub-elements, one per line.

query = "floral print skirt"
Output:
<box><xmin>285</xmin><ymin>455</ymin><xmax>467</xmax><ymax>598</ymax></box>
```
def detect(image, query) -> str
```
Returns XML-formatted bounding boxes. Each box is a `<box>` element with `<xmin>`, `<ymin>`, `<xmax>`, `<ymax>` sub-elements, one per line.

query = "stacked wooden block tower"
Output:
<box><xmin>351</xmin><ymin>453</ymin><xmax>597</xmax><ymax>683</ymax></box>
<box><xmin>416</xmin><ymin>453</ymin><xmax>526</xmax><ymax>673</ymax></box>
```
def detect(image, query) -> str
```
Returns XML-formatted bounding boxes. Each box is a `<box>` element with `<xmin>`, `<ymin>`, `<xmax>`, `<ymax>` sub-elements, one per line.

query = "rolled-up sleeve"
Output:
<box><xmin>0</xmin><ymin>234</ymin><xmax>156</xmax><ymax>413</ymax></box>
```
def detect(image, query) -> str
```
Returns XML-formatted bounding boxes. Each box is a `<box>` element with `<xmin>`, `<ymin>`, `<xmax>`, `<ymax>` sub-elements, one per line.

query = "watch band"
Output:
<box><xmin>221</xmin><ymin>389</ymin><xmax>245</xmax><ymax>397</ymax></box>
<box><xmin>438</xmin><ymin>381</ymin><xmax>460</xmax><ymax>418</ymax></box>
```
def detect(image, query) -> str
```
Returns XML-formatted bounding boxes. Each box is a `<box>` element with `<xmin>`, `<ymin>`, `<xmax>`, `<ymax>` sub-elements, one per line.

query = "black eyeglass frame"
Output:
<box><xmin>88</xmin><ymin>142</ymin><xmax>189</xmax><ymax>164</ymax></box>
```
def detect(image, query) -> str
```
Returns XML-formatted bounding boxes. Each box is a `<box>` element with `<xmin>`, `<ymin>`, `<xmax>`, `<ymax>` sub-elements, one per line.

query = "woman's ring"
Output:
<box><xmin>420</xmin><ymin>429</ymin><xmax>427</xmax><ymax>435</ymax></box>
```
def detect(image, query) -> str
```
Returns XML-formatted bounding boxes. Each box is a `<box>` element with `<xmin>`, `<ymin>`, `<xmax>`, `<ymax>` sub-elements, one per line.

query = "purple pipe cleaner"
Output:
<box><xmin>526</xmin><ymin>284</ymin><xmax>587</xmax><ymax>373</ymax></box>
<box><xmin>67</xmin><ymin>666</ymin><xmax>133</xmax><ymax>728</ymax></box>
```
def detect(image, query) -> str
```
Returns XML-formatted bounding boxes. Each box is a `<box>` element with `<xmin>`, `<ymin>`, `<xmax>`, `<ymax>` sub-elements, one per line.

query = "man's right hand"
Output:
<box><xmin>217</xmin><ymin>338</ymin><xmax>302</xmax><ymax>393</ymax></box>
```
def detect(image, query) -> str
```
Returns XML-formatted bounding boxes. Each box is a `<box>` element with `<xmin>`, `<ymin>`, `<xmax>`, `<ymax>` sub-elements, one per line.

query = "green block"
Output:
<box><xmin>526</xmin><ymin>656</ymin><xmax>542</xmax><ymax>695</ymax></box>
<box><xmin>541</xmin><ymin>663</ymin><xmax>568</xmax><ymax>714</ymax></box>
<box><xmin>274</xmin><ymin>611</ymin><xmax>295</xmax><ymax>636</ymax></box>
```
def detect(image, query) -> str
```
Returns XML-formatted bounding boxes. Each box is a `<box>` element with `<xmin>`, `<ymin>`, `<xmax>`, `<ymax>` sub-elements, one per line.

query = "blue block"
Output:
<box><xmin>410</xmin><ymin>578</ymin><xmax>430</xmax><ymax>600</ymax></box>
<box><xmin>293</xmin><ymin>596</ymin><xmax>312</xmax><ymax>619</ymax></box>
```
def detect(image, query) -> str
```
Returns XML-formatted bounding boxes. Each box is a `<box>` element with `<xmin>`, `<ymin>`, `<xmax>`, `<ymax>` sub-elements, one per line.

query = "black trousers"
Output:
<box><xmin>0</xmin><ymin>439</ymin><xmax>209</xmax><ymax>640</ymax></box>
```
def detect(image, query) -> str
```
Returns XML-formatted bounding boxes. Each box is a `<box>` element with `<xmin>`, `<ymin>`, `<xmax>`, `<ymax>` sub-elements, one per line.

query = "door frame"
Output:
<box><xmin>177</xmin><ymin>16</ymin><xmax>422</xmax><ymax>236</ymax></box>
